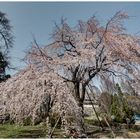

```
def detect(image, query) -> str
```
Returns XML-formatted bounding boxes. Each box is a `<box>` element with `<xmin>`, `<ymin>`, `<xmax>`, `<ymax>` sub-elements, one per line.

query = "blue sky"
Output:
<box><xmin>0</xmin><ymin>2</ymin><xmax>140</xmax><ymax>75</ymax></box>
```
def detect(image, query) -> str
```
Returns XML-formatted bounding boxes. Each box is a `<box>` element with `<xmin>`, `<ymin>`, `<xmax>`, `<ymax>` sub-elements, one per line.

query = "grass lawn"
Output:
<box><xmin>0</xmin><ymin>124</ymin><xmax>64</xmax><ymax>138</ymax></box>
<box><xmin>1</xmin><ymin>120</ymin><xmax>140</xmax><ymax>138</ymax></box>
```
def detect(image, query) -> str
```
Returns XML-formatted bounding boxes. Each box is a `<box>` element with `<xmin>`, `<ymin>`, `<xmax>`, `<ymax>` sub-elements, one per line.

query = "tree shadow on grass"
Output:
<box><xmin>18</xmin><ymin>129</ymin><xmax>46</xmax><ymax>138</ymax></box>
<box><xmin>0</xmin><ymin>127</ymin><xmax>6</xmax><ymax>131</ymax></box>
<box><xmin>87</xmin><ymin>129</ymin><xmax>111</xmax><ymax>138</ymax></box>
<box><xmin>7</xmin><ymin>129</ymin><xmax>46</xmax><ymax>138</ymax></box>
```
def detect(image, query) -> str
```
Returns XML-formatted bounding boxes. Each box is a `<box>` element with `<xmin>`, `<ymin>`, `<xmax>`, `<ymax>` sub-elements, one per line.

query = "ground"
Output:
<box><xmin>0</xmin><ymin>120</ymin><xmax>140</xmax><ymax>138</ymax></box>
<box><xmin>0</xmin><ymin>105</ymin><xmax>140</xmax><ymax>138</ymax></box>
<box><xmin>85</xmin><ymin>115</ymin><xmax>140</xmax><ymax>138</ymax></box>
<box><xmin>0</xmin><ymin>124</ymin><xmax>64</xmax><ymax>138</ymax></box>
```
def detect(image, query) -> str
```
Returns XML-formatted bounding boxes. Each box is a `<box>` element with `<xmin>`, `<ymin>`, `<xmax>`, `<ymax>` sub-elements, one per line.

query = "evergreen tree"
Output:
<box><xmin>0</xmin><ymin>11</ymin><xmax>14</xmax><ymax>82</ymax></box>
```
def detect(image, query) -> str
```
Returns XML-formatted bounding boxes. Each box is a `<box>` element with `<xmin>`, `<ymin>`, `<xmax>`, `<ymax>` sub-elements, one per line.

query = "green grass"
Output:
<box><xmin>85</xmin><ymin>116</ymin><xmax>94</xmax><ymax>125</ymax></box>
<box><xmin>85</xmin><ymin>114</ymin><xmax>101</xmax><ymax>126</ymax></box>
<box><xmin>0</xmin><ymin>124</ymin><xmax>64</xmax><ymax>138</ymax></box>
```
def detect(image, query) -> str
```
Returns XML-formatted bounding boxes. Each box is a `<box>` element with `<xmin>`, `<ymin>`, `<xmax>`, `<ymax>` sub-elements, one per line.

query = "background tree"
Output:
<box><xmin>99</xmin><ymin>85</ymin><xmax>134</xmax><ymax>124</ymax></box>
<box><xmin>0</xmin><ymin>11</ymin><xmax>14</xmax><ymax>82</ymax></box>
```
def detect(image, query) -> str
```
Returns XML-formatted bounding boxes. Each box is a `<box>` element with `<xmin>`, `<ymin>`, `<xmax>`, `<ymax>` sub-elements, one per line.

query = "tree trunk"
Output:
<box><xmin>73</xmin><ymin>82</ymin><xmax>86</xmax><ymax>137</ymax></box>
<box><xmin>74</xmin><ymin>82</ymin><xmax>86</xmax><ymax>111</ymax></box>
<box><xmin>74</xmin><ymin>82</ymin><xmax>81</xmax><ymax>106</ymax></box>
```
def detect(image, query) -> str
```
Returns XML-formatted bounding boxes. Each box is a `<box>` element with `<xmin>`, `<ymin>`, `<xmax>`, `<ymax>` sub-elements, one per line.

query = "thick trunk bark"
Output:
<box><xmin>74</xmin><ymin>82</ymin><xmax>80</xmax><ymax>99</ymax></box>
<box><xmin>74</xmin><ymin>83</ymin><xmax>86</xmax><ymax>111</ymax></box>
<box><xmin>81</xmin><ymin>84</ymin><xmax>86</xmax><ymax>103</ymax></box>
<box><xmin>74</xmin><ymin>82</ymin><xmax>81</xmax><ymax>106</ymax></box>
